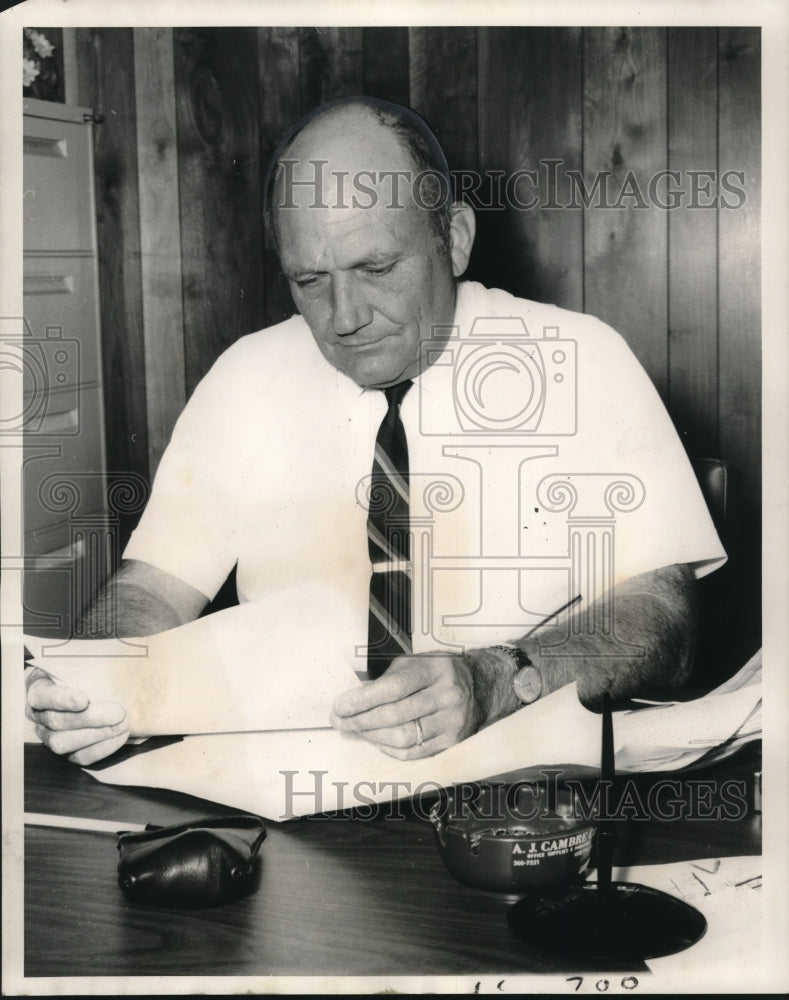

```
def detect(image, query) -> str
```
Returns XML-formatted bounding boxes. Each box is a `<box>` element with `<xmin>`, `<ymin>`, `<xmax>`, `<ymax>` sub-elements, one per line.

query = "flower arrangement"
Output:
<box><xmin>23</xmin><ymin>27</ymin><xmax>62</xmax><ymax>102</ymax></box>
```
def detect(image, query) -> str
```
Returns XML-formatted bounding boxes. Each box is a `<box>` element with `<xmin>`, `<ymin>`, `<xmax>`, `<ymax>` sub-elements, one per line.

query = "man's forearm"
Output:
<box><xmin>462</xmin><ymin>563</ymin><xmax>698</xmax><ymax>725</ymax></box>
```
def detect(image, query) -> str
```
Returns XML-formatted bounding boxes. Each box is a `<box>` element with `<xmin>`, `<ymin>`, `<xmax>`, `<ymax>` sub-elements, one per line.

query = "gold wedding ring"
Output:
<box><xmin>414</xmin><ymin>718</ymin><xmax>425</xmax><ymax>746</ymax></box>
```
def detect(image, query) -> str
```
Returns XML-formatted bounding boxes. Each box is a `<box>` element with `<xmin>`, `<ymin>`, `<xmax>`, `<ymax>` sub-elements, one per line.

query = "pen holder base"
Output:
<box><xmin>507</xmin><ymin>880</ymin><xmax>707</xmax><ymax>961</ymax></box>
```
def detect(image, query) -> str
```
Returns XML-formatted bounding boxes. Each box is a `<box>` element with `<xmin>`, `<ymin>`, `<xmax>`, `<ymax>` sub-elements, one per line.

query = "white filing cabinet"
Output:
<box><xmin>23</xmin><ymin>97</ymin><xmax>109</xmax><ymax>636</ymax></box>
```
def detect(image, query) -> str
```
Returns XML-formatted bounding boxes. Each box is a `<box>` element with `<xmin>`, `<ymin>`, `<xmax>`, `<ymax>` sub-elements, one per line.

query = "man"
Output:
<box><xmin>26</xmin><ymin>97</ymin><xmax>725</xmax><ymax>767</ymax></box>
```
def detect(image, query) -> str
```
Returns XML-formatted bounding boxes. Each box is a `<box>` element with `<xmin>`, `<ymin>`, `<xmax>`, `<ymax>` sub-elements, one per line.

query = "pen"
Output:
<box><xmin>24</xmin><ymin>812</ymin><xmax>147</xmax><ymax>835</ymax></box>
<box><xmin>597</xmin><ymin>691</ymin><xmax>614</xmax><ymax>906</ymax></box>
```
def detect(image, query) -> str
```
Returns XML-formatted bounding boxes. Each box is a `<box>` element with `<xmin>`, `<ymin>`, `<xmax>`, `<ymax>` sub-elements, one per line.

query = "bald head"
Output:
<box><xmin>265</xmin><ymin>97</ymin><xmax>452</xmax><ymax>252</ymax></box>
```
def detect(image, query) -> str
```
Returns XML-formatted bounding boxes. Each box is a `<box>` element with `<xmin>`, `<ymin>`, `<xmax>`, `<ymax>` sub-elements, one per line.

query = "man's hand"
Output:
<box><xmin>330</xmin><ymin>654</ymin><xmax>481</xmax><ymax>759</ymax></box>
<box><xmin>25</xmin><ymin>667</ymin><xmax>129</xmax><ymax>766</ymax></box>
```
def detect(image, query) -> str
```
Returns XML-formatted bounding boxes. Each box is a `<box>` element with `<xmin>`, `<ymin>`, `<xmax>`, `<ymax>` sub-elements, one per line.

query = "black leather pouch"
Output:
<box><xmin>116</xmin><ymin>814</ymin><xmax>266</xmax><ymax>908</ymax></box>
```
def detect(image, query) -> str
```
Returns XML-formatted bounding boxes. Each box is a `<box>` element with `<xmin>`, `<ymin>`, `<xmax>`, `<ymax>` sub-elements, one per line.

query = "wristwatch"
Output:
<box><xmin>493</xmin><ymin>644</ymin><xmax>543</xmax><ymax>704</ymax></box>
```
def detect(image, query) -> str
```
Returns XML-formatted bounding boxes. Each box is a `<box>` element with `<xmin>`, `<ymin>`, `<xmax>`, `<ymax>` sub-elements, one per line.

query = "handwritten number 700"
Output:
<box><xmin>473</xmin><ymin>978</ymin><xmax>638</xmax><ymax>993</ymax></box>
<box><xmin>566</xmin><ymin>977</ymin><xmax>639</xmax><ymax>991</ymax></box>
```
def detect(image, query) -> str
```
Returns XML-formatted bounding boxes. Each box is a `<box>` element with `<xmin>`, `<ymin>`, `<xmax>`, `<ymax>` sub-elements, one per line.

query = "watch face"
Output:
<box><xmin>514</xmin><ymin>665</ymin><xmax>542</xmax><ymax>704</ymax></box>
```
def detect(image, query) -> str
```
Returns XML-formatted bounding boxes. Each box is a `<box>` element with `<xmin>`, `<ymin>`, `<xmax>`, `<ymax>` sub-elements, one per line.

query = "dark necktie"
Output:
<box><xmin>366</xmin><ymin>380</ymin><xmax>413</xmax><ymax>679</ymax></box>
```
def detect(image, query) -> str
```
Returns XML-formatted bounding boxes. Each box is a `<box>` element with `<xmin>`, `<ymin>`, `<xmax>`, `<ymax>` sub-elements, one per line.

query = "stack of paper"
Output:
<box><xmin>25</xmin><ymin>602</ymin><xmax>762</xmax><ymax>822</ymax></box>
<box><xmin>25</xmin><ymin>585</ymin><xmax>362</xmax><ymax>736</ymax></box>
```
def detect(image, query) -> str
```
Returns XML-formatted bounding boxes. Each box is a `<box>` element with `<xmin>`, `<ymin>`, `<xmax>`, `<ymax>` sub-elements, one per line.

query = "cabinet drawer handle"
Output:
<box><xmin>23</xmin><ymin>274</ymin><xmax>74</xmax><ymax>296</ymax></box>
<box><xmin>23</xmin><ymin>135</ymin><xmax>67</xmax><ymax>158</ymax></box>
<box><xmin>32</xmin><ymin>408</ymin><xmax>79</xmax><ymax>433</ymax></box>
<box><xmin>28</xmin><ymin>537</ymin><xmax>85</xmax><ymax>568</ymax></box>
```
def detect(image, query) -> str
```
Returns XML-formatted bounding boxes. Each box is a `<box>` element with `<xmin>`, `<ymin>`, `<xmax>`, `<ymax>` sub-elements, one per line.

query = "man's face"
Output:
<box><xmin>277</xmin><ymin>179</ymin><xmax>457</xmax><ymax>389</ymax></box>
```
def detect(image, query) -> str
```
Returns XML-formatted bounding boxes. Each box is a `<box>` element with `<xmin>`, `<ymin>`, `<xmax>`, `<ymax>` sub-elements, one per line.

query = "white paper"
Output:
<box><xmin>602</xmin><ymin>856</ymin><xmax>763</xmax><ymax>989</ymax></box>
<box><xmin>87</xmin><ymin>673</ymin><xmax>761</xmax><ymax>821</ymax></box>
<box><xmin>614</xmin><ymin>686</ymin><xmax>762</xmax><ymax>771</ymax></box>
<box><xmin>25</xmin><ymin>586</ymin><xmax>361</xmax><ymax>736</ymax></box>
<box><xmin>86</xmin><ymin>681</ymin><xmax>596</xmax><ymax>819</ymax></box>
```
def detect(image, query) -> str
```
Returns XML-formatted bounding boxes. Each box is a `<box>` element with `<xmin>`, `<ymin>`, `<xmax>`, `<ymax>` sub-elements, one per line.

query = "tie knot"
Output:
<box><xmin>384</xmin><ymin>380</ymin><xmax>413</xmax><ymax>410</ymax></box>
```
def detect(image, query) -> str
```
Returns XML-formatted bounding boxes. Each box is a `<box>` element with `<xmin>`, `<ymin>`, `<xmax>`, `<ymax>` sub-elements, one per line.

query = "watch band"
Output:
<box><xmin>492</xmin><ymin>644</ymin><xmax>543</xmax><ymax>705</ymax></box>
<box><xmin>492</xmin><ymin>643</ymin><xmax>533</xmax><ymax>671</ymax></box>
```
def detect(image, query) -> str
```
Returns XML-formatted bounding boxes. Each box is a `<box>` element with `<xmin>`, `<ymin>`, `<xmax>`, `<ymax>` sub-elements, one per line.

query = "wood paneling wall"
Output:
<box><xmin>76</xmin><ymin>29</ymin><xmax>149</xmax><ymax>489</ymax></box>
<box><xmin>74</xmin><ymin>26</ymin><xmax>761</xmax><ymax>664</ymax></box>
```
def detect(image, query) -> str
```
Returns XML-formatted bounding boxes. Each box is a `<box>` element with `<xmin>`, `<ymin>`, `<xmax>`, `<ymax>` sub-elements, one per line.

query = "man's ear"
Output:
<box><xmin>448</xmin><ymin>201</ymin><xmax>476</xmax><ymax>278</ymax></box>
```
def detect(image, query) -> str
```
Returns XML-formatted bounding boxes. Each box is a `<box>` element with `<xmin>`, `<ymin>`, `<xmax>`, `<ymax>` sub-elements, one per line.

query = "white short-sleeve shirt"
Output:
<box><xmin>124</xmin><ymin>281</ymin><xmax>726</xmax><ymax>668</ymax></box>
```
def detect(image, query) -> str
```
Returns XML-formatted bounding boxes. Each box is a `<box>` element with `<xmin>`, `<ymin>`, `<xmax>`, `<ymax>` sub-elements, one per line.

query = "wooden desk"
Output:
<box><xmin>24</xmin><ymin>743</ymin><xmax>761</xmax><ymax>979</ymax></box>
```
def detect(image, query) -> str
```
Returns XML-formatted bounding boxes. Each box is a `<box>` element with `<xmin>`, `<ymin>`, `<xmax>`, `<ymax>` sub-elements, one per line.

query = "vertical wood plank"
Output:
<box><xmin>173</xmin><ymin>28</ymin><xmax>265</xmax><ymax>395</ymax></box>
<box><xmin>667</xmin><ymin>27</ymin><xmax>719</xmax><ymax>457</ymax></box>
<box><xmin>665</xmin><ymin>28</ymin><xmax>726</xmax><ymax>683</ymax></box>
<box><xmin>61</xmin><ymin>28</ymin><xmax>78</xmax><ymax>106</ymax></box>
<box><xmin>583</xmin><ymin>27</ymin><xmax>669</xmax><ymax>395</ymax></box>
<box><xmin>75</xmin><ymin>28</ymin><xmax>149</xmax><ymax>490</ymax></box>
<box><xmin>258</xmin><ymin>26</ymin><xmax>302</xmax><ymax>328</ymax></box>
<box><xmin>718</xmin><ymin>26</ymin><xmax>761</xmax><ymax>651</ymax></box>
<box><xmin>134</xmin><ymin>27</ymin><xmax>186</xmax><ymax>479</ymax></box>
<box><xmin>362</xmin><ymin>27</ymin><xmax>410</xmax><ymax>107</ymax></box>
<box><xmin>477</xmin><ymin>26</ymin><xmax>583</xmax><ymax>310</ymax></box>
<box><xmin>408</xmin><ymin>27</ymin><xmax>477</xmax><ymax>173</ymax></box>
<box><xmin>718</xmin><ymin>27</ymin><xmax>761</xmax><ymax>506</ymax></box>
<box><xmin>299</xmin><ymin>27</ymin><xmax>364</xmax><ymax>110</ymax></box>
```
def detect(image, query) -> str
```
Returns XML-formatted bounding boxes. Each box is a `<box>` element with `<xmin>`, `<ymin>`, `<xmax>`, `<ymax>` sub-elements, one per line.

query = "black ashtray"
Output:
<box><xmin>430</xmin><ymin>782</ymin><xmax>595</xmax><ymax>894</ymax></box>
